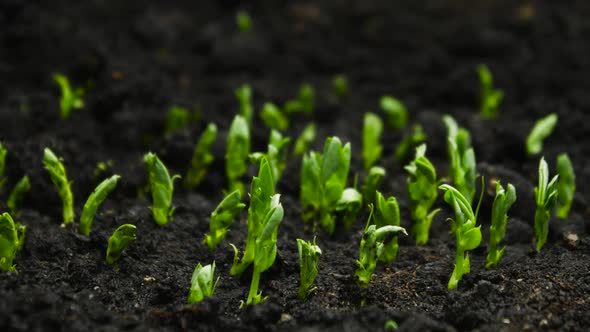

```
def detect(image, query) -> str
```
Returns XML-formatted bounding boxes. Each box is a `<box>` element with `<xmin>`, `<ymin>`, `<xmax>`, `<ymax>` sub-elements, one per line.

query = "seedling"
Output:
<box><xmin>405</xmin><ymin>144</ymin><xmax>440</xmax><ymax>244</ymax></box>
<box><xmin>43</xmin><ymin>148</ymin><xmax>74</xmax><ymax>225</ymax></box>
<box><xmin>187</xmin><ymin>262</ymin><xmax>219</xmax><ymax>304</ymax></box>
<box><xmin>373</xmin><ymin>192</ymin><xmax>401</xmax><ymax>263</ymax></box>
<box><xmin>106</xmin><ymin>224</ymin><xmax>137</xmax><ymax>265</ymax></box>
<box><xmin>361</xmin><ymin>166</ymin><xmax>386</xmax><ymax>207</ymax></box>
<box><xmin>332</xmin><ymin>74</ymin><xmax>349</xmax><ymax>98</ymax></box>
<box><xmin>394</xmin><ymin>124</ymin><xmax>427</xmax><ymax>162</ymax></box>
<box><xmin>439</xmin><ymin>183</ymin><xmax>483</xmax><ymax>289</ymax></box>
<box><xmin>203</xmin><ymin>190</ymin><xmax>246</xmax><ymax>251</ymax></box>
<box><xmin>443</xmin><ymin>115</ymin><xmax>477</xmax><ymax>204</ymax></box>
<box><xmin>477</xmin><ymin>64</ymin><xmax>504</xmax><ymax>119</ymax></box>
<box><xmin>235</xmin><ymin>84</ymin><xmax>253</xmax><ymax>124</ymax></box>
<box><xmin>284</xmin><ymin>84</ymin><xmax>314</xmax><ymax>114</ymax></box>
<box><xmin>0</xmin><ymin>212</ymin><xmax>22</xmax><ymax>272</ymax></box>
<box><xmin>534</xmin><ymin>158</ymin><xmax>559</xmax><ymax>251</ymax></box>
<box><xmin>53</xmin><ymin>73</ymin><xmax>84</xmax><ymax>119</ymax></box>
<box><xmin>164</xmin><ymin>106</ymin><xmax>192</xmax><ymax>134</ymax></box>
<box><xmin>363</xmin><ymin>112</ymin><xmax>383</xmax><ymax>170</ymax></box>
<box><xmin>0</xmin><ymin>143</ymin><xmax>5</xmax><ymax>190</ymax></box>
<box><xmin>380</xmin><ymin>96</ymin><xmax>407</xmax><ymax>129</ymax></box>
<box><xmin>250</xmin><ymin>130</ymin><xmax>291</xmax><ymax>184</ymax></box>
<box><xmin>355</xmin><ymin>205</ymin><xmax>407</xmax><ymax>287</ymax></box>
<box><xmin>226</xmin><ymin>115</ymin><xmax>251</xmax><ymax>195</ymax></box>
<box><xmin>297</xmin><ymin>237</ymin><xmax>322</xmax><ymax>300</ymax></box>
<box><xmin>486</xmin><ymin>181</ymin><xmax>516</xmax><ymax>268</ymax></box>
<box><xmin>144</xmin><ymin>152</ymin><xmax>180</xmax><ymax>226</ymax></box>
<box><xmin>293</xmin><ymin>123</ymin><xmax>316</xmax><ymax>156</ymax></box>
<box><xmin>526</xmin><ymin>113</ymin><xmax>558</xmax><ymax>155</ymax></box>
<box><xmin>185</xmin><ymin>123</ymin><xmax>217</xmax><ymax>189</ymax></box>
<box><xmin>79</xmin><ymin>175</ymin><xmax>121</xmax><ymax>236</ymax></box>
<box><xmin>7</xmin><ymin>176</ymin><xmax>31</xmax><ymax>214</ymax></box>
<box><xmin>556</xmin><ymin>153</ymin><xmax>575</xmax><ymax>219</ymax></box>
<box><xmin>335</xmin><ymin>187</ymin><xmax>362</xmax><ymax>230</ymax></box>
<box><xmin>236</xmin><ymin>11</ymin><xmax>253</xmax><ymax>32</ymax></box>
<box><xmin>260</xmin><ymin>102</ymin><xmax>288</xmax><ymax>131</ymax></box>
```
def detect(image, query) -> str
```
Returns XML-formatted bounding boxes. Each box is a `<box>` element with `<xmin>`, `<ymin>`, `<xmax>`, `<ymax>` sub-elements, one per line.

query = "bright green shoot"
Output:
<box><xmin>53</xmin><ymin>73</ymin><xmax>84</xmax><ymax>119</ymax></box>
<box><xmin>486</xmin><ymin>181</ymin><xmax>516</xmax><ymax>268</ymax></box>
<box><xmin>534</xmin><ymin>158</ymin><xmax>559</xmax><ymax>251</ymax></box>
<box><xmin>284</xmin><ymin>84</ymin><xmax>314</xmax><ymax>114</ymax></box>
<box><xmin>106</xmin><ymin>224</ymin><xmax>137</xmax><ymax>265</ymax></box>
<box><xmin>297</xmin><ymin>237</ymin><xmax>322</xmax><ymax>300</ymax></box>
<box><xmin>361</xmin><ymin>166</ymin><xmax>386</xmax><ymax>206</ymax></box>
<box><xmin>335</xmin><ymin>187</ymin><xmax>362</xmax><ymax>230</ymax></box>
<box><xmin>226</xmin><ymin>115</ymin><xmax>251</xmax><ymax>195</ymax></box>
<box><xmin>164</xmin><ymin>106</ymin><xmax>197</xmax><ymax>135</ymax></box>
<box><xmin>0</xmin><ymin>142</ymin><xmax>6</xmax><ymax>190</ymax></box>
<box><xmin>526</xmin><ymin>113</ymin><xmax>558</xmax><ymax>155</ymax></box>
<box><xmin>380</xmin><ymin>96</ymin><xmax>407</xmax><ymax>129</ymax></box>
<box><xmin>332</xmin><ymin>74</ymin><xmax>349</xmax><ymax>98</ymax></box>
<box><xmin>405</xmin><ymin>144</ymin><xmax>440</xmax><ymax>244</ymax></box>
<box><xmin>144</xmin><ymin>152</ymin><xmax>180</xmax><ymax>226</ymax></box>
<box><xmin>185</xmin><ymin>123</ymin><xmax>217</xmax><ymax>189</ymax></box>
<box><xmin>0</xmin><ymin>212</ymin><xmax>22</xmax><ymax>272</ymax></box>
<box><xmin>439</xmin><ymin>184</ymin><xmax>483</xmax><ymax>289</ymax></box>
<box><xmin>477</xmin><ymin>64</ymin><xmax>504</xmax><ymax>119</ymax></box>
<box><xmin>293</xmin><ymin>123</ymin><xmax>317</xmax><ymax>156</ymax></box>
<box><xmin>556</xmin><ymin>153</ymin><xmax>575</xmax><ymax>219</ymax></box>
<box><xmin>355</xmin><ymin>205</ymin><xmax>407</xmax><ymax>287</ymax></box>
<box><xmin>394</xmin><ymin>124</ymin><xmax>427</xmax><ymax>162</ymax></box>
<box><xmin>236</xmin><ymin>11</ymin><xmax>253</xmax><ymax>32</ymax></box>
<box><xmin>363</xmin><ymin>112</ymin><xmax>383</xmax><ymax>170</ymax></box>
<box><xmin>204</xmin><ymin>190</ymin><xmax>246</xmax><ymax>251</ymax></box>
<box><xmin>7</xmin><ymin>175</ymin><xmax>31</xmax><ymax>214</ymax></box>
<box><xmin>43</xmin><ymin>148</ymin><xmax>74</xmax><ymax>225</ymax></box>
<box><xmin>188</xmin><ymin>262</ymin><xmax>219</xmax><ymax>304</ymax></box>
<box><xmin>260</xmin><ymin>102</ymin><xmax>288</xmax><ymax>131</ymax></box>
<box><xmin>79</xmin><ymin>175</ymin><xmax>121</xmax><ymax>236</ymax></box>
<box><xmin>443</xmin><ymin>115</ymin><xmax>477</xmax><ymax>204</ymax></box>
<box><xmin>373</xmin><ymin>192</ymin><xmax>401</xmax><ymax>264</ymax></box>
<box><xmin>250</xmin><ymin>130</ymin><xmax>291</xmax><ymax>184</ymax></box>
<box><xmin>235</xmin><ymin>84</ymin><xmax>254</xmax><ymax>124</ymax></box>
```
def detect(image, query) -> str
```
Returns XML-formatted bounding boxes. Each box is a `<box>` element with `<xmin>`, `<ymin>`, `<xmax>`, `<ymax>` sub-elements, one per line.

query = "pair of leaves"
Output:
<box><xmin>226</xmin><ymin>115</ymin><xmax>251</xmax><ymax>196</ymax></box>
<box><xmin>187</xmin><ymin>262</ymin><xmax>219</xmax><ymax>304</ymax></box>
<box><xmin>43</xmin><ymin>148</ymin><xmax>75</xmax><ymax>225</ymax></box>
<box><xmin>486</xmin><ymin>181</ymin><xmax>516</xmax><ymax>268</ymax></box>
<box><xmin>106</xmin><ymin>224</ymin><xmax>136</xmax><ymax>265</ymax></box>
<box><xmin>477</xmin><ymin>65</ymin><xmax>504</xmax><ymax>119</ymax></box>
<box><xmin>443</xmin><ymin>115</ymin><xmax>477</xmax><ymax>204</ymax></box>
<box><xmin>0</xmin><ymin>213</ymin><xmax>26</xmax><ymax>272</ymax></box>
<box><xmin>534</xmin><ymin>158</ymin><xmax>559</xmax><ymax>251</ymax></box>
<box><xmin>203</xmin><ymin>190</ymin><xmax>246</xmax><ymax>251</ymax></box>
<box><xmin>144</xmin><ymin>152</ymin><xmax>180</xmax><ymax>226</ymax></box>
<box><xmin>53</xmin><ymin>73</ymin><xmax>84</xmax><ymax>120</ymax></box>
<box><xmin>250</xmin><ymin>130</ymin><xmax>291</xmax><ymax>184</ymax></box>
<box><xmin>297</xmin><ymin>238</ymin><xmax>322</xmax><ymax>300</ymax></box>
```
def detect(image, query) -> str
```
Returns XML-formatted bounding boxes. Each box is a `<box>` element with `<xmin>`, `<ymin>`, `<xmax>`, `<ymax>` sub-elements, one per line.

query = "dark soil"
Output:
<box><xmin>1</xmin><ymin>0</ymin><xmax>589</xmax><ymax>331</ymax></box>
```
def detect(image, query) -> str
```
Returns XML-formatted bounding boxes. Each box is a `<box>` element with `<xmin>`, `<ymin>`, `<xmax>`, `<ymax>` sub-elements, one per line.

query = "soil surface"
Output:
<box><xmin>1</xmin><ymin>0</ymin><xmax>589</xmax><ymax>331</ymax></box>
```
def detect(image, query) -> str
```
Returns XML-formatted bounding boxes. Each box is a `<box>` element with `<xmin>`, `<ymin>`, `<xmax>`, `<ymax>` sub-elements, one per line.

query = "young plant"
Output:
<box><xmin>335</xmin><ymin>187</ymin><xmax>362</xmax><ymax>230</ymax></box>
<box><xmin>361</xmin><ymin>166</ymin><xmax>386</xmax><ymax>206</ymax></box>
<box><xmin>443</xmin><ymin>115</ymin><xmax>477</xmax><ymax>204</ymax></box>
<box><xmin>204</xmin><ymin>190</ymin><xmax>246</xmax><ymax>251</ymax></box>
<box><xmin>250</xmin><ymin>130</ymin><xmax>291</xmax><ymax>184</ymax></box>
<box><xmin>236</xmin><ymin>11</ymin><xmax>253</xmax><ymax>32</ymax></box>
<box><xmin>477</xmin><ymin>64</ymin><xmax>504</xmax><ymax>119</ymax></box>
<box><xmin>486</xmin><ymin>181</ymin><xmax>516</xmax><ymax>268</ymax></box>
<box><xmin>43</xmin><ymin>148</ymin><xmax>74</xmax><ymax>225</ymax></box>
<box><xmin>332</xmin><ymin>74</ymin><xmax>349</xmax><ymax>98</ymax></box>
<box><xmin>355</xmin><ymin>206</ymin><xmax>407</xmax><ymax>287</ymax></box>
<box><xmin>164</xmin><ymin>106</ymin><xmax>194</xmax><ymax>134</ymax></box>
<box><xmin>556</xmin><ymin>153</ymin><xmax>575</xmax><ymax>219</ymax></box>
<box><xmin>185</xmin><ymin>123</ymin><xmax>217</xmax><ymax>189</ymax></box>
<box><xmin>106</xmin><ymin>224</ymin><xmax>137</xmax><ymax>265</ymax></box>
<box><xmin>226</xmin><ymin>115</ymin><xmax>251</xmax><ymax>195</ymax></box>
<box><xmin>380</xmin><ymin>96</ymin><xmax>407</xmax><ymax>129</ymax></box>
<box><xmin>53</xmin><ymin>73</ymin><xmax>84</xmax><ymax>119</ymax></box>
<box><xmin>526</xmin><ymin>113</ymin><xmax>558</xmax><ymax>155</ymax></box>
<box><xmin>7</xmin><ymin>176</ymin><xmax>31</xmax><ymax>214</ymax></box>
<box><xmin>297</xmin><ymin>237</ymin><xmax>322</xmax><ymax>300</ymax></box>
<box><xmin>373</xmin><ymin>192</ymin><xmax>401</xmax><ymax>263</ymax></box>
<box><xmin>260</xmin><ymin>102</ymin><xmax>288</xmax><ymax>131</ymax></box>
<box><xmin>363</xmin><ymin>112</ymin><xmax>384</xmax><ymax>170</ymax></box>
<box><xmin>394</xmin><ymin>124</ymin><xmax>427</xmax><ymax>162</ymax></box>
<box><xmin>144</xmin><ymin>152</ymin><xmax>180</xmax><ymax>226</ymax></box>
<box><xmin>0</xmin><ymin>142</ymin><xmax>5</xmax><ymax>190</ymax></box>
<box><xmin>0</xmin><ymin>212</ymin><xmax>21</xmax><ymax>272</ymax></box>
<box><xmin>187</xmin><ymin>262</ymin><xmax>219</xmax><ymax>304</ymax></box>
<box><xmin>79</xmin><ymin>175</ymin><xmax>121</xmax><ymax>236</ymax></box>
<box><xmin>439</xmin><ymin>184</ymin><xmax>483</xmax><ymax>289</ymax></box>
<box><xmin>293</xmin><ymin>123</ymin><xmax>316</xmax><ymax>156</ymax></box>
<box><xmin>284</xmin><ymin>84</ymin><xmax>314</xmax><ymax>114</ymax></box>
<box><xmin>534</xmin><ymin>158</ymin><xmax>559</xmax><ymax>251</ymax></box>
<box><xmin>235</xmin><ymin>84</ymin><xmax>253</xmax><ymax>124</ymax></box>
<box><xmin>405</xmin><ymin>144</ymin><xmax>440</xmax><ymax>244</ymax></box>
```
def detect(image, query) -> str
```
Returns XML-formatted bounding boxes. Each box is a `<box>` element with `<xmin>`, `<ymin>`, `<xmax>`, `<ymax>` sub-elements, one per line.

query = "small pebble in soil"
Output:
<box><xmin>563</xmin><ymin>232</ymin><xmax>579</xmax><ymax>248</ymax></box>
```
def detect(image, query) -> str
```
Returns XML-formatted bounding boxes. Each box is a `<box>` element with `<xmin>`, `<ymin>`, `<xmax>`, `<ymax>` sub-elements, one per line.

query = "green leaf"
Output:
<box><xmin>335</xmin><ymin>188</ymin><xmax>362</xmax><ymax>230</ymax></box>
<box><xmin>144</xmin><ymin>152</ymin><xmax>179</xmax><ymax>226</ymax></box>
<box><xmin>188</xmin><ymin>262</ymin><xmax>219</xmax><ymax>304</ymax></box>
<box><xmin>235</xmin><ymin>85</ymin><xmax>254</xmax><ymax>124</ymax></box>
<box><xmin>164</xmin><ymin>106</ymin><xmax>191</xmax><ymax>134</ymax></box>
<box><xmin>477</xmin><ymin>64</ymin><xmax>504</xmax><ymax>119</ymax></box>
<box><xmin>43</xmin><ymin>148</ymin><xmax>74</xmax><ymax>225</ymax></box>
<box><xmin>297</xmin><ymin>237</ymin><xmax>322</xmax><ymax>300</ymax></box>
<box><xmin>106</xmin><ymin>224</ymin><xmax>136</xmax><ymax>265</ymax></box>
<box><xmin>332</xmin><ymin>75</ymin><xmax>348</xmax><ymax>98</ymax></box>
<box><xmin>486</xmin><ymin>181</ymin><xmax>516</xmax><ymax>268</ymax></box>
<box><xmin>7</xmin><ymin>175</ymin><xmax>31</xmax><ymax>214</ymax></box>
<box><xmin>293</xmin><ymin>123</ymin><xmax>317</xmax><ymax>156</ymax></box>
<box><xmin>79</xmin><ymin>175</ymin><xmax>120</xmax><ymax>236</ymax></box>
<box><xmin>394</xmin><ymin>124</ymin><xmax>427</xmax><ymax>162</ymax></box>
<box><xmin>534</xmin><ymin>157</ymin><xmax>559</xmax><ymax>251</ymax></box>
<box><xmin>0</xmin><ymin>213</ymin><xmax>18</xmax><ymax>272</ymax></box>
<box><xmin>443</xmin><ymin>115</ymin><xmax>477</xmax><ymax>203</ymax></box>
<box><xmin>373</xmin><ymin>192</ymin><xmax>401</xmax><ymax>263</ymax></box>
<box><xmin>260</xmin><ymin>103</ymin><xmax>288</xmax><ymax>131</ymax></box>
<box><xmin>226</xmin><ymin>115</ymin><xmax>251</xmax><ymax>195</ymax></box>
<box><xmin>204</xmin><ymin>190</ymin><xmax>246</xmax><ymax>251</ymax></box>
<box><xmin>556</xmin><ymin>153</ymin><xmax>575</xmax><ymax>219</ymax></box>
<box><xmin>185</xmin><ymin>123</ymin><xmax>217</xmax><ymax>189</ymax></box>
<box><xmin>53</xmin><ymin>73</ymin><xmax>84</xmax><ymax>119</ymax></box>
<box><xmin>361</xmin><ymin>166</ymin><xmax>386</xmax><ymax>206</ymax></box>
<box><xmin>526</xmin><ymin>113</ymin><xmax>558</xmax><ymax>155</ymax></box>
<box><xmin>380</xmin><ymin>96</ymin><xmax>407</xmax><ymax>129</ymax></box>
<box><xmin>362</xmin><ymin>112</ymin><xmax>383</xmax><ymax>170</ymax></box>
<box><xmin>284</xmin><ymin>84</ymin><xmax>314</xmax><ymax>114</ymax></box>
<box><xmin>252</xmin><ymin>130</ymin><xmax>291</xmax><ymax>184</ymax></box>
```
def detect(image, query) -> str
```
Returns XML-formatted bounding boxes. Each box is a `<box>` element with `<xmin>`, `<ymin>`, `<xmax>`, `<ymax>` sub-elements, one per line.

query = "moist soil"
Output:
<box><xmin>1</xmin><ymin>0</ymin><xmax>589</xmax><ymax>331</ymax></box>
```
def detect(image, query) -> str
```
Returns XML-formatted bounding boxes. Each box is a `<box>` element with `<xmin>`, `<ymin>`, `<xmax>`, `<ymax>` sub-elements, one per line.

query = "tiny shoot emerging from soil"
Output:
<box><xmin>53</xmin><ymin>73</ymin><xmax>84</xmax><ymax>119</ymax></box>
<box><xmin>534</xmin><ymin>158</ymin><xmax>559</xmax><ymax>251</ymax></box>
<box><xmin>79</xmin><ymin>175</ymin><xmax>121</xmax><ymax>236</ymax></box>
<box><xmin>363</xmin><ymin>112</ymin><xmax>383</xmax><ymax>170</ymax></box>
<box><xmin>144</xmin><ymin>152</ymin><xmax>180</xmax><ymax>226</ymax></box>
<box><xmin>187</xmin><ymin>262</ymin><xmax>219</xmax><ymax>304</ymax></box>
<box><xmin>226</xmin><ymin>115</ymin><xmax>251</xmax><ymax>195</ymax></box>
<box><xmin>486</xmin><ymin>181</ymin><xmax>516</xmax><ymax>268</ymax></box>
<box><xmin>373</xmin><ymin>192</ymin><xmax>402</xmax><ymax>264</ymax></box>
<box><xmin>443</xmin><ymin>115</ymin><xmax>477</xmax><ymax>204</ymax></box>
<box><xmin>395</xmin><ymin>124</ymin><xmax>427</xmax><ymax>162</ymax></box>
<box><xmin>361</xmin><ymin>166</ymin><xmax>386</xmax><ymax>207</ymax></box>
<box><xmin>260</xmin><ymin>102</ymin><xmax>288</xmax><ymax>131</ymax></box>
<box><xmin>236</xmin><ymin>11</ymin><xmax>253</xmax><ymax>32</ymax></box>
<box><xmin>43</xmin><ymin>148</ymin><xmax>74</xmax><ymax>225</ymax></box>
<box><xmin>477</xmin><ymin>64</ymin><xmax>504</xmax><ymax>119</ymax></box>
<box><xmin>526</xmin><ymin>113</ymin><xmax>558</xmax><ymax>155</ymax></box>
<box><xmin>185</xmin><ymin>123</ymin><xmax>217</xmax><ymax>189</ymax></box>
<box><xmin>106</xmin><ymin>224</ymin><xmax>137</xmax><ymax>265</ymax></box>
<box><xmin>0</xmin><ymin>212</ymin><xmax>21</xmax><ymax>272</ymax></box>
<box><xmin>0</xmin><ymin>143</ymin><xmax>5</xmax><ymax>190</ymax></box>
<box><xmin>293</xmin><ymin>123</ymin><xmax>317</xmax><ymax>156</ymax></box>
<box><xmin>556</xmin><ymin>153</ymin><xmax>575</xmax><ymax>219</ymax></box>
<box><xmin>164</xmin><ymin>106</ymin><xmax>195</xmax><ymax>135</ymax></box>
<box><xmin>204</xmin><ymin>190</ymin><xmax>246</xmax><ymax>251</ymax></box>
<box><xmin>284</xmin><ymin>84</ymin><xmax>314</xmax><ymax>114</ymax></box>
<box><xmin>380</xmin><ymin>96</ymin><xmax>407</xmax><ymax>129</ymax></box>
<box><xmin>332</xmin><ymin>74</ymin><xmax>349</xmax><ymax>98</ymax></box>
<box><xmin>7</xmin><ymin>175</ymin><xmax>31</xmax><ymax>214</ymax></box>
<box><xmin>235</xmin><ymin>84</ymin><xmax>254</xmax><ymax>124</ymax></box>
<box><xmin>250</xmin><ymin>130</ymin><xmax>291</xmax><ymax>184</ymax></box>
<box><xmin>297</xmin><ymin>237</ymin><xmax>322</xmax><ymax>300</ymax></box>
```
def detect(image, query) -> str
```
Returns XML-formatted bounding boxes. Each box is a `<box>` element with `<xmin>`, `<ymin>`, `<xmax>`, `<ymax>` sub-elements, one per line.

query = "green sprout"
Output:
<box><xmin>79</xmin><ymin>175</ymin><xmax>121</xmax><ymax>236</ymax></box>
<box><xmin>526</xmin><ymin>113</ymin><xmax>558</xmax><ymax>155</ymax></box>
<box><xmin>361</xmin><ymin>166</ymin><xmax>386</xmax><ymax>207</ymax></box>
<box><xmin>486</xmin><ymin>181</ymin><xmax>516</xmax><ymax>268</ymax></box>
<box><xmin>394</xmin><ymin>124</ymin><xmax>427</xmax><ymax>162</ymax></box>
<box><xmin>443</xmin><ymin>115</ymin><xmax>477</xmax><ymax>204</ymax></box>
<box><xmin>355</xmin><ymin>205</ymin><xmax>407</xmax><ymax>287</ymax></box>
<box><xmin>0</xmin><ymin>142</ymin><xmax>5</xmax><ymax>190</ymax></box>
<box><xmin>335</xmin><ymin>187</ymin><xmax>363</xmax><ymax>230</ymax></box>
<box><xmin>405</xmin><ymin>144</ymin><xmax>440</xmax><ymax>245</ymax></box>
<box><xmin>53</xmin><ymin>73</ymin><xmax>84</xmax><ymax>119</ymax></box>
<box><xmin>43</xmin><ymin>148</ymin><xmax>74</xmax><ymax>225</ymax></box>
<box><xmin>144</xmin><ymin>152</ymin><xmax>180</xmax><ymax>226</ymax></box>
<box><xmin>284</xmin><ymin>84</ymin><xmax>314</xmax><ymax>114</ymax></box>
<box><xmin>363</xmin><ymin>112</ymin><xmax>384</xmax><ymax>170</ymax></box>
<box><xmin>7</xmin><ymin>175</ymin><xmax>31</xmax><ymax>214</ymax></box>
<box><xmin>0</xmin><ymin>212</ymin><xmax>23</xmax><ymax>272</ymax></box>
<box><xmin>477</xmin><ymin>64</ymin><xmax>504</xmax><ymax>119</ymax></box>
<box><xmin>236</xmin><ymin>11</ymin><xmax>253</xmax><ymax>32</ymax></box>
<box><xmin>106</xmin><ymin>224</ymin><xmax>137</xmax><ymax>265</ymax></box>
<box><xmin>297</xmin><ymin>237</ymin><xmax>322</xmax><ymax>300</ymax></box>
<box><xmin>384</xmin><ymin>320</ymin><xmax>399</xmax><ymax>331</ymax></box>
<box><xmin>250</xmin><ymin>130</ymin><xmax>291</xmax><ymax>184</ymax></box>
<box><xmin>226</xmin><ymin>115</ymin><xmax>251</xmax><ymax>195</ymax></box>
<box><xmin>556</xmin><ymin>153</ymin><xmax>575</xmax><ymax>219</ymax></box>
<box><xmin>380</xmin><ymin>96</ymin><xmax>407</xmax><ymax>129</ymax></box>
<box><xmin>332</xmin><ymin>74</ymin><xmax>349</xmax><ymax>98</ymax></box>
<box><xmin>187</xmin><ymin>262</ymin><xmax>220</xmax><ymax>304</ymax></box>
<box><xmin>260</xmin><ymin>102</ymin><xmax>288</xmax><ymax>131</ymax></box>
<box><xmin>534</xmin><ymin>157</ymin><xmax>559</xmax><ymax>251</ymax></box>
<box><xmin>293</xmin><ymin>123</ymin><xmax>317</xmax><ymax>156</ymax></box>
<box><xmin>373</xmin><ymin>192</ymin><xmax>402</xmax><ymax>264</ymax></box>
<box><xmin>203</xmin><ymin>190</ymin><xmax>246</xmax><ymax>251</ymax></box>
<box><xmin>164</xmin><ymin>106</ymin><xmax>194</xmax><ymax>134</ymax></box>
<box><xmin>235</xmin><ymin>84</ymin><xmax>254</xmax><ymax>124</ymax></box>
<box><xmin>185</xmin><ymin>123</ymin><xmax>217</xmax><ymax>189</ymax></box>
<box><xmin>301</xmin><ymin>137</ymin><xmax>352</xmax><ymax>234</ymax></box>
<box><xmin>439</xmin><ymin>183</ymin><xmax>483</xmax><ymax>289</ymax></box>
